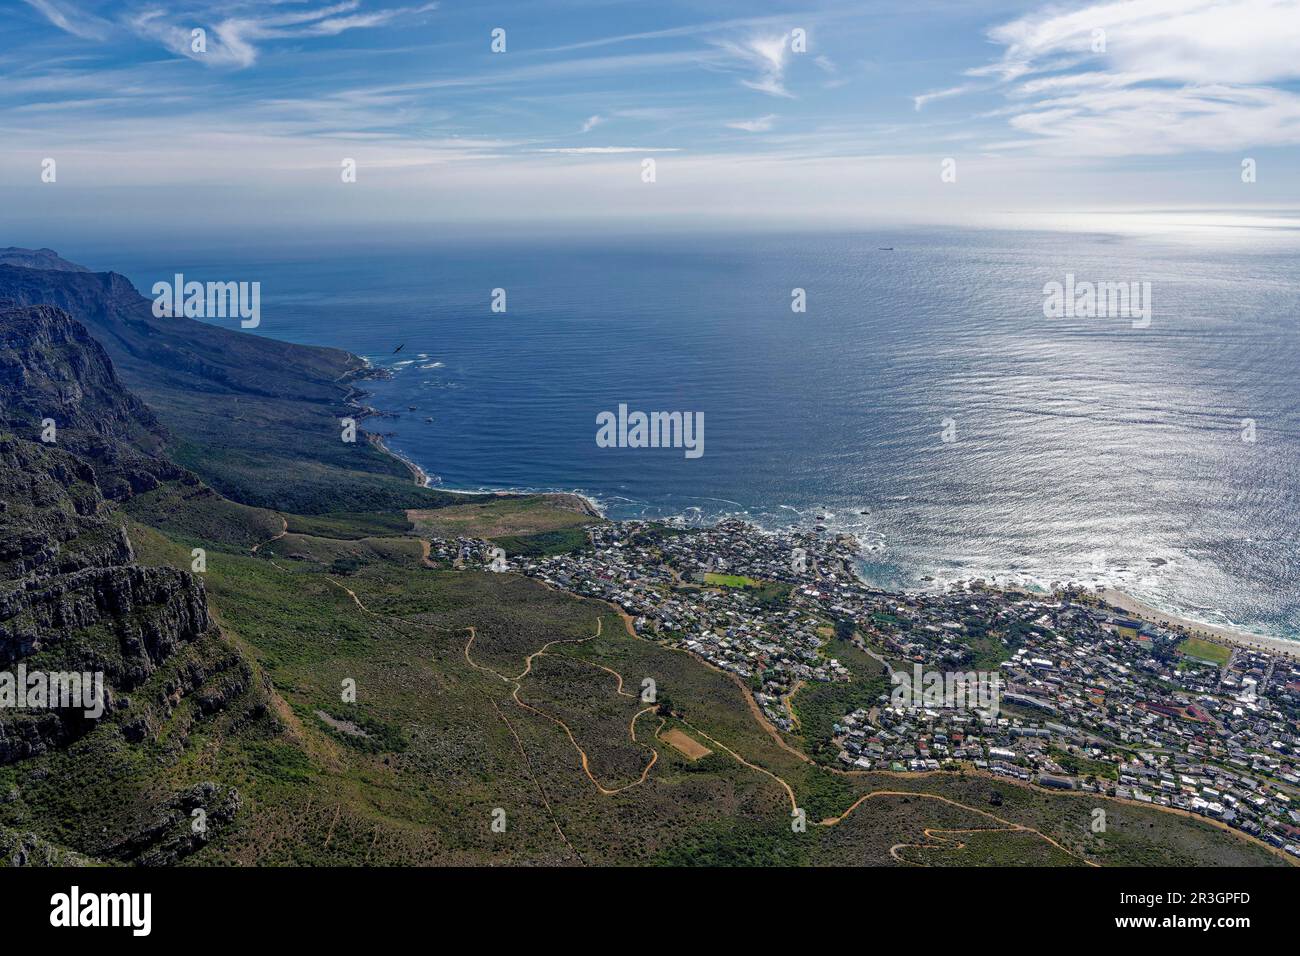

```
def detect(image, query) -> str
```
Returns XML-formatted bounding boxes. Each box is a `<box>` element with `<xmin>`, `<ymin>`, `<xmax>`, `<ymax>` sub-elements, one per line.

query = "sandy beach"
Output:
<box><xmin>368</xmin><ymin>423</ymin><xmax>608</xmax><ymax>518</ymax></box>
<box><xmin>1098</xmin><ymin>588</ymin><xmax>1300</xmax><ymax>661</ymax></box>
<box><xmin>369</xmin><ymin>433</ymin><xmax>432</xmax><ymax>488</ymax></box>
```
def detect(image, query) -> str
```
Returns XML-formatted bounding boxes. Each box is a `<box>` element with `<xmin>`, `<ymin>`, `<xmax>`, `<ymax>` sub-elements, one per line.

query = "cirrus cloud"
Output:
<box><xmin>726</xmin><ymin>114</ymin><xmax>776</xmax><ymax>132</ymax></box>
<box><xmin>33</xmin><ymin>1</ymin><xmax>443</xmax><ymax>69</ymax></box>
<box><xmin>948</xmin><ymin>0</ymin><xmax>1300</xmax><ymax>155</ymax></box>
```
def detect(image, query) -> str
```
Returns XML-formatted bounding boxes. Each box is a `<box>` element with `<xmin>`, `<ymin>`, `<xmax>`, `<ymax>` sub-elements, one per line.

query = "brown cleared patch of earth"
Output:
<box><xmin>407</xmin><ymin>494</ymin><xmax>599</xmax><ymax>539</ymax></box>
<box><xmin>661</xmin><ymin>727</ymin><xmax>712</xmax><ymax>760</ymax></box>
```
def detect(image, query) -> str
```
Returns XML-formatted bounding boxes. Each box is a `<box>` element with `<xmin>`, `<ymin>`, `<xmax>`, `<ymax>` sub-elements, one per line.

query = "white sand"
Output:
<box><xmin>1098</xmin><ymin>588</ymin><xmax>1300</xmax><ymax>660</ymax></box>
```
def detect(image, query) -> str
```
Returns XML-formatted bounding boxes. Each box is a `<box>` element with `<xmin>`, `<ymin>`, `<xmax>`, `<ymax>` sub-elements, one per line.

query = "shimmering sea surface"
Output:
<box><xmin>96</xmin><ymin>225</ymin><xmax>1300</xmax><ymax>638</ymax></box>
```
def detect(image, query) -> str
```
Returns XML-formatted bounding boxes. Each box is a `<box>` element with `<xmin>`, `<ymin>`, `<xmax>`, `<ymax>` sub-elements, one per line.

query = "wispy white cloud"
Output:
<box><xmin>981</xmin><ymin>0</ymin><xmax>1300</xmax><ymax>86</ymax></box>
<box><xmin>22</xmin><ymin>0</ymin><xmax>113</xmax><ymax>41</ymax></box>
<box><xmin>992</xmin><ymin>83</ymin><xmax>1300</xmax><ymax>155</ymax></box>
<box><xmin>913</xmin><ymin>84</ymin><xmax>976</xmax><ymax>111</ymax></box>
<box><xmin>127</xmin><ymin>1</ymin><xmax>439</xmax><ymax>69</ymax></box>
<box><xmin>959</xmin><ymin>0</ymin><xmax>1300</xmax><ymax>155</ymax></box>
<box><xmin>14</xmin><ymin>0</ymin><xmax>1300</xmax><ymax>230</ymax></box>
<box><xmin>714</xmin><ymin>33</ymin><xmax>795</xmax><ymax>98</ymax></box>
<box><xmin>371</xmin><ymin>50</ymin><xmax>720</xmax><ymax>94</ymax></box>
<box><xmin>726</xmin><ymin>114</ymin><xmax>776</xmax><ymax>132</ymax></box>
<box><xmin>540</xmin><ymin>15</ymin><xmax>802</xmax><ymax>55</ymax></box>
<box><xmin>542</xmin><ymin>17</ymin><xmax>832</xmax><ymax>101</ymax></box>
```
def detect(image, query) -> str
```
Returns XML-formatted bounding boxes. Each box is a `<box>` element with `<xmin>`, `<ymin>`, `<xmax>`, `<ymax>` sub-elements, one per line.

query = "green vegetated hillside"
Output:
<box><xmin>0</xmin><ymin>253</ymin><xmax>1288</xmax><ymax>867</ymax></box>
<box><xmin>0</xmin><ymin>260</ymin><xmax>455</xmax><ymax>515</ymax></box>
<box><xmin>11</xmin><ymin>484</ymin><xmax>1284</xmax><ymax>866</ymax></box>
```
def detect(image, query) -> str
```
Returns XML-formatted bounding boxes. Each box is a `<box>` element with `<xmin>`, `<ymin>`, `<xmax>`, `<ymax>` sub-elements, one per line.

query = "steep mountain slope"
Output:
<box><xmin>2</xmin><ymin>247</ymin><xmax>1281</xmax><ymax>870</ymax></box>
<box><xmin>0</xmin><ymin>311</ymin><xmax>253</xmax><ymax>864</ymax></box>
<box><xmin>0</xmin><ymin>254</ymin><xmax>454</xmax><ymax>513</ymax></box>
<box><xmin>0</xmin><ymin>248</ymin><xmax>88</xmax><ymax>273</ymax></box>
<box><xmin>0</xmin><ymin>437</ymin><xmax>212</xmax><ymax>762</ymax></box>
<box><xmin>0</xmin><ymin>304</ymin><xmax>182</xmax><ymax>499</ymax></box>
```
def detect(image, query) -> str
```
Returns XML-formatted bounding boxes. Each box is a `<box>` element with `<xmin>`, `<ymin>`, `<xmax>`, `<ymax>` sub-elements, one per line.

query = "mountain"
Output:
<box><xmin>0</xmin><ymin>320</ymin><xmax>248</xmax><ymax>864</ymax></box>
<box><xmin>0</xmin><ymin>436</ymin><xmax>212</xmax><ymax>766</ymax></box>
<box><xmin>0</xmin><ymin>248</ymin><xmax>88</xmax><ymax>273</ymax></box>
<box><xmin>1</xmin><ymin>246</ymin><xmax>1283</xmax><ymax>871</ymax></box>
<box><xmin>0</xmin><ymin>251</ymin><xmax>454</xmax><ymax>513</ymax></box>
<box><xmin>0</xmin><ymin>407</ymin><xmax>224</xmax><ymax>780</ymax></box>
<box><xmin>0</xmin><ymin>313</ymin><xmax>212</xmax><ymax>766</ymax></box>
<box><xmin>0</xmin><ymin>248</ymin><xmax>446</xmax><ymax>864</ymax></box>
<box><xmin>0</xmin><ymin>304</ymin><xmax>182</xmax><ymax>499</ymax></box>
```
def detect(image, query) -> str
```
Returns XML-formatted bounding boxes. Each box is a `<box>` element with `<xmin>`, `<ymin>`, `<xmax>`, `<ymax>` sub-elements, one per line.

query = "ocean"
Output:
<box><xmin>87</xmin><ymin>224</ymin><xmax>1300</xmax><ymax>639</ymax></box>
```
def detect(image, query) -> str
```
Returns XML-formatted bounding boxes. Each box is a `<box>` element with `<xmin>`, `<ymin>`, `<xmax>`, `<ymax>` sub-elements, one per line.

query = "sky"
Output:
<box><xmin>3</xmin><ymin>0</ymin><xmax>1300</xmax><ymax>237</ymax></box>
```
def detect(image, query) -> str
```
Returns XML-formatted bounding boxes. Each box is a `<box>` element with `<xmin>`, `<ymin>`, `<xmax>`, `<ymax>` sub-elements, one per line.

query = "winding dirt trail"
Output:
<box><xmin>250</xmin><ymin>514</ymin><xmax>288</xmax><ymax>554</ymax></box>
<box><xmin>257</xmin><ymin>557</ymin><xmax>1274</xmax><ymax>866</ymax></box>
<box><xmin>463</xmin><ymin>620</ymin><xmax>661</xmax><ymax>795</ymax></box>
<box><xmin>324</xmin><ymin>568</ymin><xmax>1098</xmax><ymax>859</ymax></box>
<box><xmin>485</xmin><ymin>694</ymin><xmax>585</xmax><ymax>865</ymax></box>
<box><xmin>412</xmin><ymin>588</ymin><xmax>1096</xmax><ymax>862</ymax></box>
<box><xmin>316</xmin><ymin>577</ymin><xmax>666</xmax><ymax>826</ymax></box>
<box><xmin>825</xmin><ymin>790</ymin><xmax>1098</xmax><ymax>866</ymax></box>
<box><xmin>595</xmin><ymin>597</ymin><xmax>819</xmax><ymax>767</ymax></box>
<box><xmin>680</xmin><ymin>718</ymin><xmax>799</xmax><ymax>810</ymax></box>
<box><xmin>576</xmin><ymin>600</ymin><xmax>1097</xmax><ymax>862</ymax></box>
<box><xmin>631</xmin><ymin>708</ymin><xmax>666</xmax><ymax>743</ymax></box>
<box><xmin>890</xmin><ymin>826</ymin><xmax>1031</xmax><ymax>863</ymax></box>
<box><xmin>301</xmin><ymin>565</ymin><xmax>651</xmax><ymax>799</ymax></box>
<box><xmin>782</xmin><ymin>680</ymin><xmax>806</xmax><ymax>732</ymax></box>
<box><xmin>669</xmin><ymin>719</ymin><xmax>1095</xmax><ymax>864</ymax></box>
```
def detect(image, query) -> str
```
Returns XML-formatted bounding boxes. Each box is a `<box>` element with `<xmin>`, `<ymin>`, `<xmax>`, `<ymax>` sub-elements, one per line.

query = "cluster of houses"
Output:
<box><xmin>425</xmin><ymin>516</ymin><xmax>1300</xmax><ymax>857</ymax></box>
<box><xmin>518</xmin><ymin>521</ymin><xmax>853</xmax><ymax>730</ymax></box>
<box><xmin>845</xmin><ymin>584</ymin><xmax>1300</xmax><ymax>855</ymax></box>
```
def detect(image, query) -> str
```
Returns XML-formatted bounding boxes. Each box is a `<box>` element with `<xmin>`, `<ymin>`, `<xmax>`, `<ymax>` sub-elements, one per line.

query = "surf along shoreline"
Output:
<box><xmin>346</xmin><ymin>355</ymin><xmax>1295</xmax><ymax>660</ymax></box>
<box><xmin>347</xmin><ymin>358</ymin><xmax>604</xmax><ymax>518</ymax></box>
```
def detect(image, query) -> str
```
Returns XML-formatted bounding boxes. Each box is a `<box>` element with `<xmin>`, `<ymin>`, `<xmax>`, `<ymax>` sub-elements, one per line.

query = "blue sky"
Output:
<box><xmin>4</xmin><ymin>0</ymin><xmax>1300</xmax><ymax>235</ymax></box>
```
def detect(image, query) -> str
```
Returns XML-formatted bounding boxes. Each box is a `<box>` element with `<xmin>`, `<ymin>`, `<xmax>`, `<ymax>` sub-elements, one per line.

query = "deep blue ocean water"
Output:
<box><xmin>87</xmin><ymin>226</ymin><xmax>1300</xmax><ymax>638</ymax></box>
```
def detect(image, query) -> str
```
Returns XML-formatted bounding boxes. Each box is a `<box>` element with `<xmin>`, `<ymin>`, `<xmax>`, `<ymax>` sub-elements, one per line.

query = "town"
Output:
<box><xmin>428</xmin><ymin>517</ymin><xmax>1300</xmax><ymax>858</ymax></box>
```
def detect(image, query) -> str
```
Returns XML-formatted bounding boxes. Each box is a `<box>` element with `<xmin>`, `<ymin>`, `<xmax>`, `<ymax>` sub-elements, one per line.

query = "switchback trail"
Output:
<box><xmin>316</xmin><ymin>572</ymin><xmax>660</xmax><ymax>797</ymax></box>
<box><xmin>312</xmin><ymin>567</ymin><xmax>1097</xmax><ymax>864</ymax></box>
<box><xmin>890</xmin><ymin>826</ymin><xmax>1037</xmax><ymax>864</ymax></box>
<box><xmin>463</xmin><ymin>620</ymin><xmax>661</xmax><ymax>796</ymax></box>
<box><xmin>825</xmin><ymin>790</ymin><xmax>1098</xmax><ymax>866</ymax></box>
<box><xmin>484</xmin><ymin>693</ymin><xmax>585</xmax><ymax>865</ymax></box>
<box><xmin>248</xmin><ymin>548</ymin><xmax>1270</xmax><ymax>866</ymax></box>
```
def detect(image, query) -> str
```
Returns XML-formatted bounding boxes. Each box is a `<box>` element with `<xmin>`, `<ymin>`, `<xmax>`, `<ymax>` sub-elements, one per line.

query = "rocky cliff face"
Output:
<box><xmin>0</xmin><ymin>303</ymin><xmax>164</xmax><ymax>440</ymax></box>
<box><xmin>0</xmin><ymin>305</ymin><xmax>211</xmax><ymax>675</ymax></box>
<box><xmin>0</xmin><ymin>253</ymin><xmax>268</xmax><ymax>865</ymax></box>
<box><xmin>0</xmin><ymin>310</ymin><xmax>212</xmax><ymax>766</ymax></box>
<box><xmin>0</xmin><ymin>251</ymin><xmax>440</xmax><ymax>515</ymax></box>
<box><xmin>0</xmin><ymin>304</ymin><xmax>185</xmax><ymax>498</ymax></box>
<box><xmin>0</xmin><ymin>826</ymin><xmax>93</xmax><ymax>867</ymax></box>
<box><xmin>1</xmin><ymin>563</ymin><xmax>211</xmax><ymax>677</ymax></box>
<box><xmin>0</xmin><ymin>260</ymin><xmax>352</xmax><ymax>402</ymax></box>
<box><xmin>0</xmin><ymin>436</ymin><xmax>212</xmax><ymax>764</ymax></box>
<box><xmin>0</xmin><ymin>437</ymin><xmax>114</xmax><ymax>580</ymax></box>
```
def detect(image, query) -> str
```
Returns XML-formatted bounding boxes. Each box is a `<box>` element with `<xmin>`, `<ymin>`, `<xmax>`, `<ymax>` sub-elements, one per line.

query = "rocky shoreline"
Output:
<box><xmin>344</xmin><ymin>351</ymin><xmax>1293</xmax><ymax>661</ymax></box>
